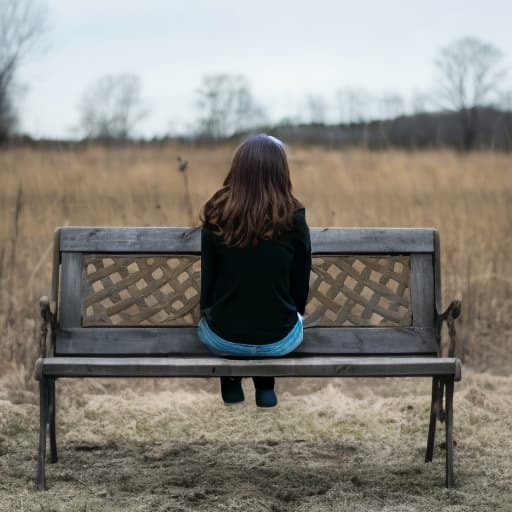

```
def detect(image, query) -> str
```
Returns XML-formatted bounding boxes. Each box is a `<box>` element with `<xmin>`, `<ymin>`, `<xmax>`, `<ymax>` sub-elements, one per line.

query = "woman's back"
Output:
<box><xmin>200</xmin><ymin>207</ymin><xmax>311</xmax><ymax>344</ymax></box>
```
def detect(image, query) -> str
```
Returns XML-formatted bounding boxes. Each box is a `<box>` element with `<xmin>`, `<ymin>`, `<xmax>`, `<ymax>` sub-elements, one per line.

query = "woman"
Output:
<box><xmin>197</xmin><ymin>133</ymin><xmax>312</xmax><ymax>407</ymax></box>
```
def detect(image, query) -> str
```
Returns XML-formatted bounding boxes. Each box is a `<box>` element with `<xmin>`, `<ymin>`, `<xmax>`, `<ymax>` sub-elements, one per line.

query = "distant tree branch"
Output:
<box><xmin>77</xmin><ymin>73</ymin><xmax>150</xmax><ymax>140</ymax></box>
<box><xmin>194</xmin><ymin>74</ymin><xmax>266</xmax><ymax>139</ymax></box>
<box><xmin>434</xmin><ymin>36</ymin><xmax>508</xmax><ymax>149</ymax></box>
<box><xmin>0</xmin><ymin>0</ymin><xmax>47</xmax><ymax>140</ymax></box>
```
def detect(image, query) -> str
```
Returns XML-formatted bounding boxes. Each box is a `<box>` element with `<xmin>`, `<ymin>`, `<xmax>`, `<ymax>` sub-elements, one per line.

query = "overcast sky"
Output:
<box><xmin>18</xmin><ymin>0</ymin><xmax>512</xmax><ymax>138</ymax></box>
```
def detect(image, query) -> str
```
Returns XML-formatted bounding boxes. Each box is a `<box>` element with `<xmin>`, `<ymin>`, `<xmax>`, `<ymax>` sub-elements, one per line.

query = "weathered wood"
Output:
<box><xmin>59</xmin><ymin>253</ymin><xmax>82</xmax><ymax>329</ymax></box>
<box><xmin>305</xmin><ymin>255</ymin><xmax>412</xmax><ymax>328</ymax></box>
<box><xmin>433</xmin><ymin>230</ymin><xmax>443</xmax><ymax>344</ymax></box>
<box><xmin>80</xmin><ymin>253</ymin><xmax>413</xmax><ymax>328</ymax></box>
<box><xmin>410</xmin><ymin>253</ymin><xmax>435</xmax><ymax>328</ymax></box>
<box><xmin>433</xmin><ymin>230</ymin><xmax>442</xmax><ymax>314</ymax></box>
<box><xmin>40</xmin><ymin>356</ymin><xmax>461</xmax><ymax>379</ymax></box>
<box><xmin>55</xmin><ymin>326</ymin><xmax>438</xmax><ymax>356</ymax></box>
<box><xmin>50</xmin><ymin>227</ymin><xmax>61</xmax><ymax>319</ymax></box>
<box><xmin>81</xmin><ymin>254</ymin><xmax>201</xmax><ymax>327</ymax></box>
<box><xmin>61</xmin><ymin>227</ymin><xmax>201</xmax><ymax>253</ymax></box>
<box><xmin>59</xmin><ymin>227</ymin><xmax>435</xmax><ymax>254</ymax></box>
<box><xmin>36</xmin><ymin>224</ymin><xmax>462</xmax><ymax>490</ymax></box>
<box><xmin>310</xmin><ymin>228</ymin><xmax>434</xmax><ymax>254</ymax></box>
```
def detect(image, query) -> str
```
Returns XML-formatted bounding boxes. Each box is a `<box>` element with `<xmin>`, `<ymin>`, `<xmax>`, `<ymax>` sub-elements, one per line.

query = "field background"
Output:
<box><xmin>0</xmin><ymin>144</ymin><xmax>511</xmax><ymax>510</ymax></box>
<box><xmin>1</xmin><ymin>143</ymin><xmax>511</xmax><ymax>378</ymax></box>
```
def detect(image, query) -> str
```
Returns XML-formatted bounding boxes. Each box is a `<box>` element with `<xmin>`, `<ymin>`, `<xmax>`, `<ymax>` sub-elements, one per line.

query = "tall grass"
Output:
<box><xmin>0</xmin><ymin>143</ymin><xmax>511</xmax><ymax>384</ymax></box>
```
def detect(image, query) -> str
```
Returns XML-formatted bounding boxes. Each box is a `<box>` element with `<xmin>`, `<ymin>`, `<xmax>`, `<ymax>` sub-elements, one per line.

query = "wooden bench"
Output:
<box><xmin>34</xmin><ymin>226</ymin><xmax>462</xmax><ymax>491</ymax></box>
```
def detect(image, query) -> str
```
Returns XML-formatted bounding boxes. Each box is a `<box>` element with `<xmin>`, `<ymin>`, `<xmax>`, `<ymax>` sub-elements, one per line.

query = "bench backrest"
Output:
<box><xmin>52</xmin><ymin>227</ymin><xmax>441</xmax><ymax>357</ymax></box>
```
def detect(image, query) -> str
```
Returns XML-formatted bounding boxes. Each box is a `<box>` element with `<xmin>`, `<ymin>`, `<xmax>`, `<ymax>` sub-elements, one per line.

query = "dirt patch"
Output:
<box><xmin>1</xmin><ymin>370</ymin><xmax>511</xmax><ymax>511</ymax></box>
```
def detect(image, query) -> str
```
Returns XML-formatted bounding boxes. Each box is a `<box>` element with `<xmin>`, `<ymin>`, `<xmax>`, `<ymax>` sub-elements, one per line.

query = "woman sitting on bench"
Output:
<box><xmin>197</xmin><ymin>133</ymin><xmax>312</xmax><ymax>407</ymax></box>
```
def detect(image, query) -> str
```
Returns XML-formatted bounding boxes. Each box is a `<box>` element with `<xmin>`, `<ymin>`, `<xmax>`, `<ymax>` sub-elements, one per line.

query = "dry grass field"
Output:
<box><xmin>1</xmin><ymin>143</ymin><xmax>511</xmax><ymax>378</ymax></box>
<box><xmin>1</xmin><ymin>370</ymin><xmax>512</xmax><ymax>511</ymax></box>
<box><xmin>0</xmin><ymin>143</ymin><xmax>511</xmax><ymax>510</ymax></box>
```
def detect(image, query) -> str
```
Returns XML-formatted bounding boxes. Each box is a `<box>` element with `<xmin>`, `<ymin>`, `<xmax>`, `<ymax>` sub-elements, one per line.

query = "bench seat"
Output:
<box><xmin>36</xmin><ymin>356</ymin><xmax>461</xmax><ymax>380</ymax></box>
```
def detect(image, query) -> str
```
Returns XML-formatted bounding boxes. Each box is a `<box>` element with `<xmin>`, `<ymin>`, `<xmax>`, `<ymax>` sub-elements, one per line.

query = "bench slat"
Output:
<box><xmin>59</xmin><ymin>253</ymin><xmax>82</xmax><ymax>329</ymax></box>
<box><xmin>38</xmin><ymin>356</ymin><xmax>461</xmax><ymax>380</ymax></box>
<box><xmin>59</xmin><ymin>227</ymin><xmax>435</xmax><ymax>253</ymax></box>
<box><xmin>410</xmin><ymin>253</ymin><xmax>435</xmax><ymax>327</ymax></box>
<box><xmin>55</xmin><ymin>326</ymin><xmax>437</xmax><ymax>356</ymax></box>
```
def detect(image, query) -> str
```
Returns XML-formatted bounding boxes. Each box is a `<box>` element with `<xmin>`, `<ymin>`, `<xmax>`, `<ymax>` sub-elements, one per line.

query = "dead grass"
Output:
<box><xmin>0</xmin><ymin>143</ymin><xmax>511</xmax><ymax>384</ymax></box>
<box><xmin>0</xmin><ymin>370</ymin><xmax>511</xmax><ymax>511</ymax></box>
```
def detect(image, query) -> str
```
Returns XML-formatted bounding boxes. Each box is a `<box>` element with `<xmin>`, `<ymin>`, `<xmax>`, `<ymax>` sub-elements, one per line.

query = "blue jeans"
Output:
<box><xmin>197</xmin><ymin>312</ymin><xmax>304</xmax><ymax>357</ymax></box>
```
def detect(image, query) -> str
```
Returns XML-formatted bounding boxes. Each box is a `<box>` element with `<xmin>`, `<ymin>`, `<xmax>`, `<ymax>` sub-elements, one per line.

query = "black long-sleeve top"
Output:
<box><xmin>200</xmin><ymin>208</ymin><xmax>312</xmax><ymax>344</ymax></box>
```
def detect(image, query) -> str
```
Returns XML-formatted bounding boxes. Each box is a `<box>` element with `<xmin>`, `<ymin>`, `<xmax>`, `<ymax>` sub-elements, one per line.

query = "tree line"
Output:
<box><xmin>1</xmin><ymin>0</ymin><xmax>512</xmax><ymax>150</ymax></box>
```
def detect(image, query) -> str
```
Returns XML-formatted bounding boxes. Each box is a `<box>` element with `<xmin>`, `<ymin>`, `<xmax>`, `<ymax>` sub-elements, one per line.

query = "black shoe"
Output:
<box><xmin>255</xmin><ymin>388</ymin><xmax>278</xmax><ymax>407</ymax></box>
<box><xmin>220</xmin><ymin>377</ymin><xmax>244</xmax><ymax>404</ymax></box>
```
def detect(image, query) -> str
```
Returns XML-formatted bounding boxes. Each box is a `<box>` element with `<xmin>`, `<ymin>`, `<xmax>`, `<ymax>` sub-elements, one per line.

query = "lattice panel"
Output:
<box><xmin>82</xmin><ymin>255</ymin><xmax>201</xmax><ymax>326</ymax></box>
<box><xmin>304</xmin><ymin>255</ymin><xmax>411</xmax><ymax>327</ymax></box>
<box><xmin>81</xmin><ymin>254</ymin><xmax>411</xmax><ymax>328</ymax></box>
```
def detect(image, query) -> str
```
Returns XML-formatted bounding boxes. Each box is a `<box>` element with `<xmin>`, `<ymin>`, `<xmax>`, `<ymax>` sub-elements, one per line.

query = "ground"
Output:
<box><xmin>1</xmin><ymin>145</ymin><xmax>512</xmax><ymax>510</ymax></box>
<box><xmin>1</xmin><ymin>369</ymin><xmax>511</xmax><ymax>511</ymax></box>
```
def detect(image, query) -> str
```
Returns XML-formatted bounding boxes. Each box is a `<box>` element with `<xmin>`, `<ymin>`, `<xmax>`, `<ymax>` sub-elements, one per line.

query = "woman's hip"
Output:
<box><xmin>197</xmin><ymin>313</ymin><xmax>303</xmax><ymax>357</ymax></box>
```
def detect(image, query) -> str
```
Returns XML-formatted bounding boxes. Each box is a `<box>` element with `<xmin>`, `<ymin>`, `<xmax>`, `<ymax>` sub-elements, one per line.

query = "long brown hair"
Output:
<box><xmin>200</xmin><ymin>134</ymin><xmax>303</xmax><ymax>248</ymax></box>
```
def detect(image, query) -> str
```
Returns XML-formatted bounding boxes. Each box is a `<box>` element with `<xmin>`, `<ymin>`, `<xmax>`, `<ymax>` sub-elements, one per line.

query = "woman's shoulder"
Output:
<box><xmin>290</xmin><ymin>207</ymin><xmax>310</xmax><ymax>246</ymax></box>
<box><xmin>201</xmin><ymin>222</ymin><xmax>221</xmax><ymax>242</ymax></box>
<box><xmin>293</xmin><ymin>207</ymin><xmax>306</xmax><ymax>222</ymax></box>
<box><xmin>292</xmin><ymin>207</ymin><xmax>308</xmax><ymax>228</ymax></box>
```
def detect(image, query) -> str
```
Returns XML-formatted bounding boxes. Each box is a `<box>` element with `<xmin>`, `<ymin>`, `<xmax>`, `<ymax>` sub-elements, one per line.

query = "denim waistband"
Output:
<box><xmin>197</xmin><ymin>312</ymin><xmax>304</xmax><ymax>357</ymax></box>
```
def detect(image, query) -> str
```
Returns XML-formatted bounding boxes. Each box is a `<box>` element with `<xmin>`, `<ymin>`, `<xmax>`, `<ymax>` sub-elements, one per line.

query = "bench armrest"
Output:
<box><xmin>38</xmin><ymin>295</ymin><xmax>57</xmax><ymax>358</ymax></box>
<box><xmin>437</xmin><ymin>299</ymin><xmax>462</xmax><ymax>358</ymax></box>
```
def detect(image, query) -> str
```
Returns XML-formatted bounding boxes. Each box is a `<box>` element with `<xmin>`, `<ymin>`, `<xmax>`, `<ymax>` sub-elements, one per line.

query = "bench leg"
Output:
<box><xmin>425</xmin><ymin>377</ymin><xmax>440</xmax><ymax>462</ymax></box>
<box><xmin>445</xmin><ymin>377</ymin><xmax>455</xmax><ymax>488</ymax></box>
<box><xmin>49</xmin><ymin>378</ymin><xmax>58</xmax><ymax>463</ymax></box>
<box><xmin>438</xmin><ymin>380</ymin><xmax>446</xmax><ymax>422</ymax></box>
<box><xmin>36</xmin><ymin>377</ymin><xmax>49</xmax><ymax>491</ymax></box>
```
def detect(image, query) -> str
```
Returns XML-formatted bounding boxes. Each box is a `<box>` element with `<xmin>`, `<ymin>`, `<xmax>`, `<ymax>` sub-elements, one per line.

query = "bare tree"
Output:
<box><xmin>0</xmin><ymin>86</ymin><xmax>15</xmax><ymax>140</ymax></box>
<box><xmin>305</xmin><ymin>93</ymin><xmax>327</xmax><ymax>124</ymax></box>
<box><xmin>0</xmin><ymin>0</ymin><xmax>47</xmax><ymax>141</ymax></box>
<box><xmin>499</xmin><ymin>90</ymin><xmax>512</xmax><ymax>112</ymax></box>
<box><xmin>195</xmin><ymin>73</ymin><xmax>265</xmax><ymax>139</ymax></box>
<box><xmin>435</xmin><ymin>36</ymin><xmax>508</xmax><ymax>150</ymax></box>
<box><xmin>336</xmin><ymin>87</ymin><xmax>373</xmax><ymax>124</ymax></box>
<box><xmin>410</xmin><ymin>90</ymin><xmax>433</xmax><ymax>114</ymax></box>
<box><xmin>378</xmin><ymin>92</ymin><xmax>405</xmax><ymax>120</ymax></box>
<box><xmin>77</xmin><ymin>73</ymin><xmax>149</xmax><ymax>140</ymax></box>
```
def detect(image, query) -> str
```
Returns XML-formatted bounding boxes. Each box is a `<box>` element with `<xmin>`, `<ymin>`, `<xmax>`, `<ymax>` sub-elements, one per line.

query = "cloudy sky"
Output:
<box><xmin>17</xmin><ymin>0</ymin><xmax>512</xmax><ymax>138</ymax></box>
